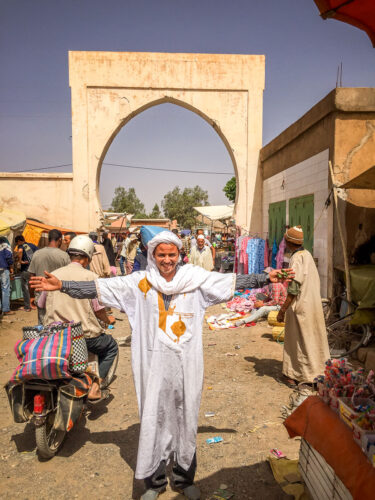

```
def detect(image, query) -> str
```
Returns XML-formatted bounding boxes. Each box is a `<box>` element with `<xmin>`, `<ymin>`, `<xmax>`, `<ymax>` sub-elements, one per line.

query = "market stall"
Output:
<box><xmin>22</xmin><ymin>219</ymin><xmax>85</xmax><ymax>247</ymax></box>
<box><xmin>284</xmin><ymin>360</ymin><xmax>375</xmax><ymax>499</ymax></box>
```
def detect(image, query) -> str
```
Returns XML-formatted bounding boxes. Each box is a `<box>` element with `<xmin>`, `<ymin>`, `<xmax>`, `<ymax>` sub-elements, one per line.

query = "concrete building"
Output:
<box><xmin>260</xmin><ymin>87</ymin><xmax>375</xmax><ymax>297</ymax></box>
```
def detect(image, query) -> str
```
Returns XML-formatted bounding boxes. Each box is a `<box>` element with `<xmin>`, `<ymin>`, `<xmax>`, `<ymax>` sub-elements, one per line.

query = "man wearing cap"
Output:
<box><xmin>189</xmin><ymin>234</ymin><xmax>214</xmax><ymax>271</ymax></box>
<box><xmin>41</xmin><ymin>235</ymin><xmax>118</xmax><ymax>400</ymax></box>
<box><xmin>30</xmin><ymin>228</ymin><xmax>292</xmax><ymax>500</ymax></box>
<box><xmin>277</xmin><ymin>226</ymin><xmax>330</xmax><ymax>386</ymax></box>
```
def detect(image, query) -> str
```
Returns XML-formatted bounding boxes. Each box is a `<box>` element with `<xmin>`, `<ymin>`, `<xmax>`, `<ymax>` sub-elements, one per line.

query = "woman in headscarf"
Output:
<box><xmin>30</xmin><ymin>230</ymin><xmax>293</xmax><ymax>500</ymax></box>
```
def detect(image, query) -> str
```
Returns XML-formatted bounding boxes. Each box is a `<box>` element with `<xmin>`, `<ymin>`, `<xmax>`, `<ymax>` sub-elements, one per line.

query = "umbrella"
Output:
<box><xmin>314</xmin><ymin>0</ymin><xmax>375</xmax><ymax>47</ymax></box>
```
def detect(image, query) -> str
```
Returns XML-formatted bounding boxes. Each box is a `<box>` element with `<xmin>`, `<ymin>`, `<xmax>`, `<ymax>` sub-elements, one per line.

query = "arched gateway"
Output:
<box><xmin>0</xmin><ymin>51</ymin><xmax>265</xmax><ymax>232</ymax></box>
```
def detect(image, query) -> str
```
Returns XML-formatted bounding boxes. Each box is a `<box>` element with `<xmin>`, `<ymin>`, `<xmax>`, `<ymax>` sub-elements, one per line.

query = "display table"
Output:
<box><xmin>299</xmin><ymin>438</ymin><xmax>352</xmax><ymax>499</ymax></box>
<box><xmin>284</xmin><ymin>396</ymin><xmax>375</xmax><ymax>500</ymax></box>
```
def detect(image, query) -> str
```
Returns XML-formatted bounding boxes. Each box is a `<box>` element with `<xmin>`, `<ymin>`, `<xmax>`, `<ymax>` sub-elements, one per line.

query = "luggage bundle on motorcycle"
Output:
<box><xmin>4</xmin><ymin>321</ymin><xmax>118</xmax><ymax>459</ymax></box>
<box><xmin>13</xmin><ymin>322</ymin><xmax>87</xmax><ymax>379</ymax></box>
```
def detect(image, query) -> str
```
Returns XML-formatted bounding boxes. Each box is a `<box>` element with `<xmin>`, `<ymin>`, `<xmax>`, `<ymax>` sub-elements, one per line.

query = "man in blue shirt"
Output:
<box><xmin>14</xmin><ymin>235</ymin><xmax>38</xmax><ymax>312</ymax></box>
<box><xmin>0</xmin><ymin>237</ymin><xmax>14</xmax><ymax>315</ymax></box>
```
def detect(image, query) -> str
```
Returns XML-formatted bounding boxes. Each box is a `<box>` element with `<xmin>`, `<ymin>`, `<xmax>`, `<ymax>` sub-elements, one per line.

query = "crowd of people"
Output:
<box><xmin>0</xmin><ymin>222</ymin><xmax>330</xmax><ymax>499</ymax></box>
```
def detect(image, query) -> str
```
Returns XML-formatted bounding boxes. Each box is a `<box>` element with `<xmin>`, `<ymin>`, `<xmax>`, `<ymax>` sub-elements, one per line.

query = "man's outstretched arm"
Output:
<box><xmin>235</xmin><ymin>273</ymin><xmax>268</xmax><ymax>290</ymax></box>
<box><xmin>235</xmin><ymin>269</ymin><xmax>294</xmax><ymax>290</ymax></box>
<box><xmin>30</xmin><ymin>272</ymin><xmax>97</xmax><ymax>298</ymax></box>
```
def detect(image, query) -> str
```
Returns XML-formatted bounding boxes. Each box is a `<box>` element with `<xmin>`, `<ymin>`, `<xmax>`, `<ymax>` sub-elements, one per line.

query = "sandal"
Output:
<box><xmin>141</xmin><ymin>488</ymin><xmax>166</xmax><ymax>500</ymax></box>
<box><xmin>3</xmin><ymin>311</ymin><xmax>15</xmax><ymax>316</ymax></box>
<box><xmin>87</xmin><ymin>389</ymin><xmax>110</xmax><ymax>405</ymax></box>
<box><xmin>281</xmin><ymin>375</ymin><xmax>298</xmax><ymax>388</ymax></box>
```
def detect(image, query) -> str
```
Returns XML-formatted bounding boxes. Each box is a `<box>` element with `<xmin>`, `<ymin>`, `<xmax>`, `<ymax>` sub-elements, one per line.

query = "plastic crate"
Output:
<box><xmin>299</xmin><ymin>438</ymin><xmax>352</xmax><ymax>499</ymax></box>
<box><xmin>338</xmin><ymin>398</ymin><xmax>373</xmax><ymax>429</ymax></box>
<box><xmin>352</xmin><ymin>421</ymin><xmax>375</xmax><ymax>457</ymax></box>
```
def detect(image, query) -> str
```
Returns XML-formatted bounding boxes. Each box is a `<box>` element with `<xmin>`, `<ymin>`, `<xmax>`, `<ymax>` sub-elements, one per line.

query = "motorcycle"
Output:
<box><xmin>5</xmin><ymin>349</ymin><xmax>119</xmax><ymax>459</ymax></box>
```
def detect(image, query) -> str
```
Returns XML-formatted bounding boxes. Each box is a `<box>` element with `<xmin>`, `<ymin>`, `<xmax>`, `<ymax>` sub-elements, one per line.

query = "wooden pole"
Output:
<box><xmin>328</xmin><ymin>161</ymin><xmax>352</xmax><ymax>305</ymax></box>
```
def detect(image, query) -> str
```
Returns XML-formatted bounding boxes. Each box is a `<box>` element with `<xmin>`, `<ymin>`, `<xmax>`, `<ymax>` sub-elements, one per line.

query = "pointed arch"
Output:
<box><xmin>95</xmin><ymin>96</ymin><xmax>239</xmax><ymax>209</ymax></box>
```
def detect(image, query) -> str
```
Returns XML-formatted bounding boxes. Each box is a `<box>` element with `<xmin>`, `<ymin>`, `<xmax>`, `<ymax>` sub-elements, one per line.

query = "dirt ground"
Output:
<box><xmin>0</xmin><ymin>304</ymin><xmax>301</xmax><ymax>500</ymax></box>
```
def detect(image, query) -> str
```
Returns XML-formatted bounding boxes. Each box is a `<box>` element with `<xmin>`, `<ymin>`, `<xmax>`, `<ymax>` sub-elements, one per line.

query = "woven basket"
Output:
<box><xmin>268</xmin><ymin>310</ymin><xmax>285</xmax><ymax>327</ymax></box>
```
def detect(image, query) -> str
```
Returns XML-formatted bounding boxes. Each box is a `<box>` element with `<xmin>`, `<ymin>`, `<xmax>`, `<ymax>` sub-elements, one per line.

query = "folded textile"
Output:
<box><xmin>207</xmin><ymin>312</ymin><xmax>251</xmax><ymax>330</ymax></box>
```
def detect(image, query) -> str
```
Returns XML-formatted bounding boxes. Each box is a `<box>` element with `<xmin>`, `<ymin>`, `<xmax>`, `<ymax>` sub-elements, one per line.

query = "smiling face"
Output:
<box><xmin>197</xmin><ymin>237</ymin><xmax>205</xmax><ymax>249</ymax></box>
<box><xmin>154</xmin><ymin>243</ymin><xmax>180</xmax><ymax>280</ymax></box>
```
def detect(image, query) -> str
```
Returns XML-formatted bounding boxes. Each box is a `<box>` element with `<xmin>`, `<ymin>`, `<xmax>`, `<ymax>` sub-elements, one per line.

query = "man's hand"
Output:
<box><xmin>269</xmin><ymin>268</ymin><xmax>294</xmax><ymax>283</ymax></box>
<box><xmin>277</xmin><ymin>310</ymin><xmax>285</xmax><ymax>323</ymax></box>
<box><xmin>29</xmin><ymin>272</ymin><xmax>62</xmax><ymax>292</ymax></box>
<box><xmin>254</xmin><ymin>300</ymin><xmax>264</xmax><ymax>308</ymax></box>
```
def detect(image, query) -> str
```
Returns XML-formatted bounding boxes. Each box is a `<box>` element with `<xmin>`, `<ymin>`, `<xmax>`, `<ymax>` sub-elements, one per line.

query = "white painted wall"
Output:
<box><xmin>262</xmin><ymin>149</ymin><xmax>331</xmax><ymax>296</ymax></box>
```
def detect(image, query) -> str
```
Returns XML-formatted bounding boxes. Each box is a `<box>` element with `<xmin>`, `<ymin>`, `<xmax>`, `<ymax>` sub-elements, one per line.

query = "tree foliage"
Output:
<box><xmin>110</xmin><ymin>187</ymin><xmax>147</xmax><ymax>218</ymax></box>
<box><xmin>162</xmin><ymin>186</ymin><xmax>209</xmax><ymax>228</ymax></box>
<box><xmin>149</xmin><ymin>203</ymin><xmax>163</xmax><ymax>219</ymax></box>
<box><xmin>223</xmin><ymin>176</ymin><xmax>236</xmax><ymax>202</ymax></box>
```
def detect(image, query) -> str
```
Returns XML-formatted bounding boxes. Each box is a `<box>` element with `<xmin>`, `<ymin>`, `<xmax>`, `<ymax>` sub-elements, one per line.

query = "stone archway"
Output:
<box><xmin>96</xmin><ymin>97</ymin><xmax>239</xmax><ymax>212</ymax></box>
<box><xmin>70</xmin><ymin>51</ymin><xmax>265</xmax><ymax>231</ymax></box>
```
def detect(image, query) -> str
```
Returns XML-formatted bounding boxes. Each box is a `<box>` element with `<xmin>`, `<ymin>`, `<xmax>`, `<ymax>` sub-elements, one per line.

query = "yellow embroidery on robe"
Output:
<box><xmin>138</xmin><ymin>277</ymin><xmax>152</xmax><ymax>298</ymax></box>
<box><xmin>171</xmin><ymin>315</ymin><xmax>186</xmax><ymax>343</ymax></box>
<box><xmin>157</xmin><ymin>292</ymin><xmax>176</xmax><ymax>333</ymax></box>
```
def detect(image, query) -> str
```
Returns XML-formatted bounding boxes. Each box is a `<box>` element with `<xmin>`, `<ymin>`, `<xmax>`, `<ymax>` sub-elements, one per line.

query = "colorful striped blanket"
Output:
<box><xmin>11</xmin><ymin>325</ymin><xmax>72</xmax><ymax>381</ymax></box>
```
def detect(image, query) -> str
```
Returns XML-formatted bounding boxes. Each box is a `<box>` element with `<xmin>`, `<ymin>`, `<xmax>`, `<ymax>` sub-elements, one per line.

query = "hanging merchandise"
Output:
<box><xmin>241</xmin><ymin>236</ymin><xmax>249</xmax><ymax>274</ymax></box>
<box><xmin>276</xmin><ymin>238</ymin><xmax>286</xmax><ymax>269</ymax></box>
<box><xmin>264</xmin><ymin>238</ymin><xmax>269</xmax><ymax>268</ymax></box>
<box><xmin>271</xmin><ymin>239</ymin><xmax>278</xmax><ymax>269</ymax></box>
<box><xmin>246</xmin><ymin>238</ymin><xmax>266</xmax><ymax>274</ymax></box>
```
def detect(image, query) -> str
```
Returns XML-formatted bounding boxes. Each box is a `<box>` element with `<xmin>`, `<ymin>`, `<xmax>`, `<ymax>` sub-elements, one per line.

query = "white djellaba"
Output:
<box><xmin>95</xmin><ymin>231</ymin><xmax>235</xmax><ymax>479</ymax></box>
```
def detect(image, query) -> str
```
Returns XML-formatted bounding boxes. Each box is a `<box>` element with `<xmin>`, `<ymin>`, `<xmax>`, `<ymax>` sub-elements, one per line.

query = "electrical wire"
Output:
<box><xmin>103</xmin><ymin>162</ymin><xmax>233</xmax><ymax>175</ymax></box>
<box><xmin>10</xmin><ymin>162</ymin><xmax>233</xmax><ymax>175</ymax></box>
<box><xmin>10</xmin><ymin>163</ymin><xmax>73</xmax><ymax>173</ymax></box>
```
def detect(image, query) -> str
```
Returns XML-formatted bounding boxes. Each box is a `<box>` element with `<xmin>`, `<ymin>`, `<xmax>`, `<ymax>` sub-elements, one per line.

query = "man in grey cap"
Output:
<box><xmin>88</xmin><ymin>231</ymin><xmax>111</xmax><ymax>278</ymax></box>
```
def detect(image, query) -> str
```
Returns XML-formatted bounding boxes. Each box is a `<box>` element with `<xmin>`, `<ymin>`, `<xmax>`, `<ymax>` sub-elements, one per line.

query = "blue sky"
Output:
<box><xmin>1</xmin><ymin>0</ymin><xmax>374</xmax><ymax>211</ymax></box>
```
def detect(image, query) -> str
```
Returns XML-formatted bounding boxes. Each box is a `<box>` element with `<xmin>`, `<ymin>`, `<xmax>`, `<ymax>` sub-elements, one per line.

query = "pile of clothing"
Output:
<box><xmin>226</xmin><ymin>287</ymin><xmax>266</xmax><ymax>313</ymax></box>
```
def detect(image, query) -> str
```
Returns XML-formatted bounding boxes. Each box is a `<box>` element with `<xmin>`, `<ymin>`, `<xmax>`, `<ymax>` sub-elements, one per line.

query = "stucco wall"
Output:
<box><xmin>0</xmin><ymin>52</ymin><xmax>264</xmax><ymax>232</ymax></box>
<box><xmin>69</xmin><ymin>51</ymin><xmax>265</xmax><ymax>232</ymax></box>
<box><xmin>0</xmin><ymin>173</ymin><xmax>73</xmax><ymax>228</ymax></box>
<box><xmin>262</xmin><ymin>150</ymin><xmax>331</xmax><ymax>296</ymax></box>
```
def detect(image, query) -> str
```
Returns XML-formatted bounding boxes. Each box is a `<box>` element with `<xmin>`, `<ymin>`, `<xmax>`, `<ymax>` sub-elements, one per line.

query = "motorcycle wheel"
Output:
<box><xmin>101</xmin><ymin>350</ymin><xmax>119</xmax><ymax>389</ymax></box>
<box><xmin>35</xmin><ymin>413</ymin><xmax>66</xmax><ymax>459</ymax></box>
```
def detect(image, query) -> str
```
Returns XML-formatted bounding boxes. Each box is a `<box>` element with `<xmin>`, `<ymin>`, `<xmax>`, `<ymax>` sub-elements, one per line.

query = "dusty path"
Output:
<box><xmin>0</xmin><ymin>305</ymin><xmax>300</xmax><ymax>499</ymax></box>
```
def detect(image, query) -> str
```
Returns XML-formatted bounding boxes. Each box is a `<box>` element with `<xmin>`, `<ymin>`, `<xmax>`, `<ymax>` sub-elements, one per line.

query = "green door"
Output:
<box><xmin>268</xmin><ymin>201</ymin><xmax>286</xmax><ymax>246</ymax></box>
<box><xmin>288</xmin><ymin>195</ymin><xmax>314</xmax><ymax>253</ymax></box>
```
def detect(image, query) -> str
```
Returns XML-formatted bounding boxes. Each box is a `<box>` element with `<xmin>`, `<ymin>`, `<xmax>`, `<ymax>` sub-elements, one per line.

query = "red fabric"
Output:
<box><xmin>266</xmin><ymin>282</ymin><xmax>287</xmax><ymax>306</ymax></box>
<box><xmin>284</xmin><ymin>395</ymin><xmax>375</xmax><ymax>500</ymax></box>
<box><xmin>314</xmin><ymin>0</ymin><xmax>375</xmax><ymax>47</ymax></box>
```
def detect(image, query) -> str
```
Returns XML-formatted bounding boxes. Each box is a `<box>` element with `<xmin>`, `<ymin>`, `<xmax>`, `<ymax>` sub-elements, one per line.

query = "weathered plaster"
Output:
<box><xmin>69</xmin><ymin>51</ymin><xmax>265</xmax><ymax>232</ymax></box>
<box><xmin>0</xmin><ymin>52</ymin><xmax>265</xmax><ymax>231</ymax></box>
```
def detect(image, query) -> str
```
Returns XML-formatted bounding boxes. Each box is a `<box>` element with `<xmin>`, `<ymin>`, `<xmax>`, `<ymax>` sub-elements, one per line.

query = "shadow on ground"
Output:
<box><xmin>244</xmin><ymin>356</ymin><xmax>283</xmax><ymax>382</ymax></box>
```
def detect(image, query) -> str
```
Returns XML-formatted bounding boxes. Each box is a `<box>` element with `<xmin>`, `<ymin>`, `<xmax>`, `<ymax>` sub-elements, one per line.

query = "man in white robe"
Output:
<box><xmin>277</xmin><ymin>226</ymin><xmax>330</xmax><ymax>386</ymax></box>
<box><xmin>31</xmin><ymin>231</ymin><xmax>292</xmax><ymax>500</ymax></box>
<box><xmin>189</xmin><ymin>235</ymin><xmax>214</xmax><ymax>271</ymax></box>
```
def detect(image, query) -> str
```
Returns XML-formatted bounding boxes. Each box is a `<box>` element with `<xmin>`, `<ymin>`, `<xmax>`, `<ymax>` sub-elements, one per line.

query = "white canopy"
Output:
<box><xmin>194</xmin><ymin>204</ymin><xmax>234</xmax><ymax>221</ymax></box>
